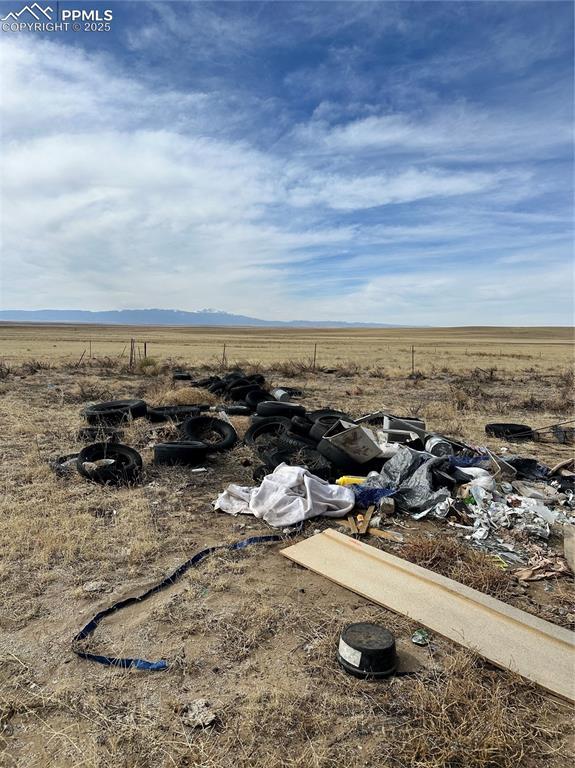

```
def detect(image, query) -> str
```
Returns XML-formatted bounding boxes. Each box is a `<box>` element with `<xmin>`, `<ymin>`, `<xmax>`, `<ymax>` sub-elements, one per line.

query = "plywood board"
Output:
<box><xmin>281</xmin><ymin>529</ymin><xmax>575</xmax><ymax>701</ymax></box>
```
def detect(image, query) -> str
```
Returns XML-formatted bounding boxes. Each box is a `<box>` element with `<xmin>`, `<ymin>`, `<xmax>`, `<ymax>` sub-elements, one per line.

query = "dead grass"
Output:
<box><xmin>401</xmin><ymin>535</ymin><xmax>514</xmax><ymax>600</ymax></box>
<box><xmin>145</xmin><ymin>382</ymin><xmax>217</xmax><ymax>407</ymax></box>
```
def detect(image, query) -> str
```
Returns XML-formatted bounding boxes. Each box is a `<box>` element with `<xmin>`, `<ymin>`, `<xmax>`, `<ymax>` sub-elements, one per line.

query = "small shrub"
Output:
<box><xmin>20</xmin><ymin>358</ymin><xmax>51</xmax><ymax>374</ymax></box>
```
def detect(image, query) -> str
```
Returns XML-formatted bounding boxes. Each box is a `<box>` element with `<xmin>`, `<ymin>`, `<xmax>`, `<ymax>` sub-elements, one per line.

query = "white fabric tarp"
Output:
<box><xmin>214</xmin><ymin>463</ymin><xmax>355</xmax><ymax>527</ymax></box>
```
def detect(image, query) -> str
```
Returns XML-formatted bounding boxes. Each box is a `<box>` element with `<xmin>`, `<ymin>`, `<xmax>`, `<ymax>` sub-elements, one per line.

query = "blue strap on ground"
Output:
<box><xmin>73</xmin><ymin>530</ymin><xmax>299</xmax><ymax>671</ymax></box>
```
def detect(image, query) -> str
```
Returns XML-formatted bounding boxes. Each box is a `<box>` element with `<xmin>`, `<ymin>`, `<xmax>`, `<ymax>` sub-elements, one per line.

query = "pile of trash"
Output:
<box><xmin>54</xmin><ymin>367</ymin><xmax>574</xmax><ymax>567</ymax></box>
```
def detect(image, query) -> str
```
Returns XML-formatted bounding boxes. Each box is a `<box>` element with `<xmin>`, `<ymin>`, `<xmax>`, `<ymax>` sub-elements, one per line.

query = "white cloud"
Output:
<box><xmin>297</xmin><ymin>104</ymin><xmax>571</xmax><ymax>163</ymax></box>
<box><xmin>287</xmin><ymin>167</ymin><xmax>503</xmax><ymax>210</ymax></box>
<box><xmin>0</xmin><ymin>33</ymin><xmax>572</xmax><ymax>325</ymax></box>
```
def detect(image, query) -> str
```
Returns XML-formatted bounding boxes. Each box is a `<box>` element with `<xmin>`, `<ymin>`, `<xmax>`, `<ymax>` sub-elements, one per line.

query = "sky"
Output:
<box><xmin>0</xmin><ymin>0</ymin><xmax>573</xmax><ymax>325</ymax></box>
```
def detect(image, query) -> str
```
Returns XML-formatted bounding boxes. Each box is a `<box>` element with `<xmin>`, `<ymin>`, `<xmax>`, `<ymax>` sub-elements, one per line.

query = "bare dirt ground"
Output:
<box><xmin>0</xmin><ymin>332</ymin><xmax>574</xmax><ymax>767</ymax></box>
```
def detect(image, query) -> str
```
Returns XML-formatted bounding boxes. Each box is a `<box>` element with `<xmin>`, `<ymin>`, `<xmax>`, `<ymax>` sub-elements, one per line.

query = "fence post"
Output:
<box><xmin>411</xmin><ymin>345</ymin><xmax>415</xmax><ymax>376</ymax></box>
<box><xmin>312</xmin><ymin>343</ymin><xmax>317</xmax><ymax>372</ymax></box>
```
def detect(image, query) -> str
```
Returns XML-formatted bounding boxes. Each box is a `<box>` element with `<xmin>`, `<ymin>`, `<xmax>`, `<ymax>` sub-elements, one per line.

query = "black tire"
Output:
<box><xmin>222</xmin><ymin>371</ymin><xmax>246</xmax><ymax>382</ymax></box>
<box><xmin>249</xmin><ymin>414</ymin><xmax>293</xmax><ymax>428</ymax></box>
<box><xmin>223</xmin><ymin>377</ymin><xmax>250</xmax><ymax>390</ymax></box>
<box><xmin>147</xmin><ymin>405</ymin><xmax>201</xmax><ymax>423</ymax></box>
<box><xmin>83</xmin><ymin>399</ymin><xmax>147</xmax><ymax>426</ymax></box>
<box><xmin>172</xmin><ymin>372</ymin><xmax>192</xmax><ymax>381</ymax></box>
<box><xmin>290</xmin><ymin>415</ymin><xmax>313</xmax><ymax>437</ymax></box>
<box><xmin>277</xmin><ymin>432</ymin><xmax>318</xmax><ymax>450</ymax></box>
<box><xmin>309</xmin><ymin>413</ymin><xmax>352</xmax><ymax>442</ymax></box>
<box><xmin>76</xmin><ymin>426</ymin><xmax>123</xmax><ymax>442</ymax></box>
<box><xmin>245</xmin><ymin>389</ymin><xmax>273</xmax><ymax>409</ymax></box>
<box><xmin>228</xmin><ymin>383</ymin><xmax>260</xmax><ymax>401</ymax></box>
<box><xmin>154</xmin><ymin>441</ymin><xmax>208</xmax><ymax>466</ymax></box>
<box><xmin>262</xmin><ymin>446</ymin><xmax>333</xmax><ymax>480</ymax></box>
<box><xmin>256</xmin><ymin>401</ymin><xmax>306</xmax><ymax>419</ymax></box>
<box><xmin>247</xmin><ymin>374</ymin><xmax>266</xmax><ymax>386</ymax></box>
<box><xmin>485</xmin><ymin>423</ymin><xmax>534</xmax><ymax>441</ymax></box>
<box><xmin>243</xmin><ymin>418</ymin><xmax>291</xmax><ymax>449</ymax></box>
<box><xmin>308</xmin><ymin>409</ymin><xmax>351</xmax><ymax>422</ymax></box>
<box><xmin>281</xmin><ymin>387</ymin><xmax>304</xmax><ymax>397</ymax></box>
<box><xmin>309</xmin><ymin>422</ymin><xmax>331</xmax><ymax>442</ymax></box>
<box><xmin>194</xmin><ymin>376</ymin><xmax>220</xmax><ymax>388</ymax></box>
<box><xmin>76</xmin><ymin>443</ymin><xmax>143</xmax><ymax>484</ymax></box>
<box><xmin>180</xmin><ymin>416</ymin><xmax>237</xmax><ymax>451</ymax></box>
<box><xmin>223</xmin><ymin>405</ymin><xmax>252</xmax><ymax>416</ymax></box>
<box><xmin>52</xmin><ymin>453</ymin><xmax>80</xmax><ymax>476</ymax></box>
<box><xmin>207</xmin><ymin>381</ymin><xmax>226</xmax><ymax>395</ymax></box>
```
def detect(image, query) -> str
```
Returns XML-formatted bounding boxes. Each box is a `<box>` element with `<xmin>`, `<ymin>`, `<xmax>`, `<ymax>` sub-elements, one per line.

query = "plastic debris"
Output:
<box><xmin>411</xmin><ymin>628</ymin><xmax>431</xmax><ymax>646</ymax></box>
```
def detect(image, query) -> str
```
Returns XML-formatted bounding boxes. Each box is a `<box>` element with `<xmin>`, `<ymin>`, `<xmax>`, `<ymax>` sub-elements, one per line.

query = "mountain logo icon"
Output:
<box><xmin>0</xmin><ymin>4</ymin><xmax>53</xmax><ymax>21</ymax></box>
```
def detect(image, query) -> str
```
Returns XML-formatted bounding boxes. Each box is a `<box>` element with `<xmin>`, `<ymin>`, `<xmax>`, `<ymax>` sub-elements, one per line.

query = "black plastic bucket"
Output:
<box><xmin>337</xmin><ymin>623</ymin><xmax>398</xmax><ymax>679</ymax></box>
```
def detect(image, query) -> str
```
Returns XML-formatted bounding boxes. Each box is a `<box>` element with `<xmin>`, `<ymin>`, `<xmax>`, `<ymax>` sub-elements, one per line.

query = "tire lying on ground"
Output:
<box><xmin>154</xmin><ymin>441</ymin><xmax>209</xmax><ymax>466</ymax></box>
<box><xmin>193</xmin><ymin>376</ymin><xmax>221</xmax><ymax>388</ymax></box>
<box><xmin>147</xmin><ymin>405</ymin><xmax>201</xmax><ymax>423</ymax></box>
<box><xmin>308</xmin><ymin>409</ymin><xmax>351</xmax><ymax>422</ymax></box>
<box><xmin>244</xmin><ymin>389</ymin><xmax>273</xmax><ymax>409</ymax></box>
<box><xmin>228</xmin><ymin>383</ymin><xmax>260</xmax><ymax>401</ymax></box>
<box><xmin>261</xmin><ymin>446</ymin><xmax>332</xmax><ymax>480</ymax></box>
<box><xmin>180</xmin><ymin>415</ymin><xmax>237</xmax><ymax>452</ymax></box>
<box><xmin>256</xmin><ymin>401</ymin><xmax>306</xmax><ymax>419</ymax></box>
<box><xmin>52</xmin><ymin>453</ymin><xmax>80</xmax><ymax>476</ymax></box>
<box><xmin>76</xmin><ymin>443</ymin><xmax>143</xmax><ymax>484</ymax></box>
<box><xmin>221</xmin><ymin>404</ymin><xmax>252</xmax><ymax>416</ymax></box>
<box><xmin>247</xmin><ymin>373</ymin><xmax>266</xmax><ymax>386</ymax></box>
<box><xmin>485</xmin><ymin>423</ymin><xmax>534</xmax><ymax>441</ymax></box>
<box><xmin>289</xmin><ymin>415</ymin><xmax>313</xmax><ymax>437</ymax></box>
<box><xmin>277</xmin><ymin>432</ymin><xmax>318</xmax><ymax>450</ymax></box>
<box><xmin>243</xmin><ymin>418</ymin><xmax>292</xmax><ymax>449</ymax></box>
<box><xmin>309</xmin><ymin>413</ymin><xmax>354</xmax><ymax>442</ymax></box>
<box><xmin>172</xmin><ymin>372</ymin><xmax>192</xmax><ymax>381</ymax></box>
<box><xmin>83</xmin><ymin>399</ymin><xmax>147</xmax><ymax>426</ymax></box>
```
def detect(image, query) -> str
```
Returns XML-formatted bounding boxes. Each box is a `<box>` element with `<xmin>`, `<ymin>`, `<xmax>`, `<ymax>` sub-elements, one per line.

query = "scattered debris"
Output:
<box><xmin>181</xmin><ymin>699</ymin><xmax>217</xmax><ymax>728</ymax></box>
<box><xmin>411</xmin><ymin>628</ymin><xmax>431</xmax><ymax>646</ymax></box>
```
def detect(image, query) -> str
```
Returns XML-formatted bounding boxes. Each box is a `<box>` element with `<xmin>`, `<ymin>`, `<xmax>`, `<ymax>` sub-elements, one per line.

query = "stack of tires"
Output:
<box><xmin>244</xmin><ymin>402</ymin><xmax>383</xmax><ymax>482</ymax></box>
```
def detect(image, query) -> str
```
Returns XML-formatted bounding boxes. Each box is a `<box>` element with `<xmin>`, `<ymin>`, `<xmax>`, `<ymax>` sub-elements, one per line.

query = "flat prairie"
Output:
<box><xmin>0</xmin><ymin>322</ymin><xmax>573</xmax><ymax>372</ymax></box>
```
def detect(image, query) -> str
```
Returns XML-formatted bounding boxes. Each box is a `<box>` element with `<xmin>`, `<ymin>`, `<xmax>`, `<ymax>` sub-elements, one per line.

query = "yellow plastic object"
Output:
<box><xmin>336</xmin><ymin>475</ymin><xmax>367</xmax><ymax>486</ymax></box>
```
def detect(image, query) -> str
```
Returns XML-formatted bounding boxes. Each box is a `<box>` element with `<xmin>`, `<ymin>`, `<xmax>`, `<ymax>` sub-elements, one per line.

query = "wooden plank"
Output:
<box><xmin>564</xmin><ymin>524</ymin><xmax>575</xmax><ymax>574</ymax></box>
<box><xmin>335</xmin><ymin>520</ymin><xmax>403</xmax><ymax>543</ymax></box>
<box><xmin>346</xmin><ymin>514</ymin><xmax>358</xmax><ymax>534</ymax></box>
<box><xmin>357</xmin><ymin>506</ymin><xmax>374</xmax><ymax>535</ymax></box>
<box><xmin>281</xmin><ymin>529</ymin><xmax>575</xmax><ymax>702</ymax></box>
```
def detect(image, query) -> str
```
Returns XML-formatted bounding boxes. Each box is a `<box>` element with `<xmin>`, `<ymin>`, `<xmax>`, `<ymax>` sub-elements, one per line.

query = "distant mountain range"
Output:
<box><xmin>0</xmin><ymin>308</ymin><xmax>403</xmax><ymax>328</ymax></box>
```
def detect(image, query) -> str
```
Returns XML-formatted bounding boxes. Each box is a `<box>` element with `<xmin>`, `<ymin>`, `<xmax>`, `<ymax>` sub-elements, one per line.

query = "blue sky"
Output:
<box><xmin>0</xmin><ymin>0</ymin><xmax>573</xmax><ymax>324</ymax></box>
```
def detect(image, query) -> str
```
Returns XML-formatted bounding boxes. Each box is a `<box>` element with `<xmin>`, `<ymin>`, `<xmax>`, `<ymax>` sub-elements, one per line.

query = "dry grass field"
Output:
<box><xmin>0</xmin><ymin>323</ymin><xmax>573</xmax><ymax>373</ymax></box>
<box><xmin>0</xmin><ymin>324</ymin><xmax>574</xmax><ymax>768</ymax></box>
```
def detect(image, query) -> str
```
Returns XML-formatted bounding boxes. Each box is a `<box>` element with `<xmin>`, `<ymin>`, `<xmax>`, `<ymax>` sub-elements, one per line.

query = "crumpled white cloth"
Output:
<box><xmin>214</xmin><ymin>463</ymin><xmax>355</xmax><ymax>527</ymax></box>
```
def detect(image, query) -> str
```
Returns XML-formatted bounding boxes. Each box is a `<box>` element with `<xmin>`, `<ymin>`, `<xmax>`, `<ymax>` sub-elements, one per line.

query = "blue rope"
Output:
<box><xmin>73</xmin><ymin>529</ymin><xmax>299</xmax><ymax>670</ymax></box>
